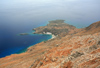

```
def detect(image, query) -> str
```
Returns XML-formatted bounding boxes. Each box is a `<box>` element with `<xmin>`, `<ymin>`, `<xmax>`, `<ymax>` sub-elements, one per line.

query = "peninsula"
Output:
<box><xmin>33</xmin><ymin>20</ymin><xmax>81</xmax><ymax>37</ymax></box>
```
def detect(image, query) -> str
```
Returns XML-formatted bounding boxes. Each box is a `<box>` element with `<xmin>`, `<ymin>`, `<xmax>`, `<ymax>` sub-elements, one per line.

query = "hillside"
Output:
<box><xmin>0</xmin><ymin>20</ymin><xmax>100</xmax><ymax>68</ymax></box>
<box><xmin>76</xmin><ymin>21</ymin><xmax>100</xmax><ymax>35</ymax></box>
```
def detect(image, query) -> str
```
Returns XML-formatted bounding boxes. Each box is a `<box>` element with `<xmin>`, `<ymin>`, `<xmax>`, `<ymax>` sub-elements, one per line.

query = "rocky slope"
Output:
<box><xmin>76</xmin><ymin>21</ymin><xmax>100</xmax><ymax>35</ymax></box>
<box><xmin>0</xmin><ymin>20</ymin><xmax>100</xmax><ymax>68</ymax></box>
<box><xmin>29</xmin><ymin>32</ymin><xmax>100</xmax><ymax>68</ymax></box>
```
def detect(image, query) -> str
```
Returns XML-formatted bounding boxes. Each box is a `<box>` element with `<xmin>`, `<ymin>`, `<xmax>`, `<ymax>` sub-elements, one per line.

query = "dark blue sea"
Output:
<box><xmin>0</xmin><ymin>22</ymin><xmax>52</xmax><ymax>58</ymax></box>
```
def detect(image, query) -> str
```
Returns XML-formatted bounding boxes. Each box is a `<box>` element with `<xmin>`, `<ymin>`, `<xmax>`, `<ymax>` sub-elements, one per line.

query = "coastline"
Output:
<box><xmin>42</xmin><ymin>32</ymin><xmax>56</xmax><ymax>39</ymax></box>
<box><xmin>16</xmin><ymin>33</ymin><xmax>53</xmax><ymax>54</ymax></box>
<box><xmin>1</xmin><ymin>21</ymin><xmax>100</xmax><ymax>68</ymax></box>
<box><xmin>50</xmin><ymin>34</ymin><xmax>56</xmax><ymax>39</ymax></box>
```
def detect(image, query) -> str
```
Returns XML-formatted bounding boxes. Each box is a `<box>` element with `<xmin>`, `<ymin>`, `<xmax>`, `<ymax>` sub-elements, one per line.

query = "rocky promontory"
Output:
<box><xmin>33</xmin><ymin>20</ymin><xmax>82</xmax><ymax>37</ymax></box>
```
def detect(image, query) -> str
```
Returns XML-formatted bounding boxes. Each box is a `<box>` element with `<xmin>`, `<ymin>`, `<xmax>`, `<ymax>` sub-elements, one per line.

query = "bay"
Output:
<box><xmin>0</xmin><ymin>24</ymin><xmax>52</xmax><ymax>58</ymax></box>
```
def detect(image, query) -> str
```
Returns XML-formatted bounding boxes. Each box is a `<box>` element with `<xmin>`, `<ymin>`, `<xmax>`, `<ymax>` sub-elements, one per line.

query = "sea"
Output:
<box><xmin>0</xmin><ymin>22</ymin><xmax>52</xmax><ymax>58</ymax></box>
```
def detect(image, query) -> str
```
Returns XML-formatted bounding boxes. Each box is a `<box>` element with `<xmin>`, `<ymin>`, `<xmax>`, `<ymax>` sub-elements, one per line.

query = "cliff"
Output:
<box><xmin>0</xmin><ymin>20</ymin><xmax>100</xmax><ymax>68</ymax></box>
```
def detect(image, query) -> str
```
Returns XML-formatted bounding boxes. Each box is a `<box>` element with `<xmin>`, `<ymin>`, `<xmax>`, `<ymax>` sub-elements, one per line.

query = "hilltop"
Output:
<box><xmin>0</xmin><ymin>20</ymin><xmax>100</xmax><ymax>68</ymax></box>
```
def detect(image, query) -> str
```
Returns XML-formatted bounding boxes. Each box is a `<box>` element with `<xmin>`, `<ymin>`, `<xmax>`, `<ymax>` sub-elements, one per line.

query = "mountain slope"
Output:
<box><xmin>30</xmin><ymin>32</ymin><xmax>100</xmax><ymax>68</ymax></box>
<box><xmin>76</xmin><ymin>21</ymin><xmax>100</xmax><ymax>35</ymax></box>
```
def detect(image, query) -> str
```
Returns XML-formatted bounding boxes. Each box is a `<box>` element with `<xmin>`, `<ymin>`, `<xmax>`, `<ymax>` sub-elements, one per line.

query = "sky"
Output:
<box><xmin>0</xmin><ymin>0</ymin><xmax>100</xmax><ymax>28</ymax></box>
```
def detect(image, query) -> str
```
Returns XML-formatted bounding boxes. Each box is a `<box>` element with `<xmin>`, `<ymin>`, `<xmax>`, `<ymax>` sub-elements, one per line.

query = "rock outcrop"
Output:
<box><xmin>19</xmin><ymin>33</ymin><xmax>29</xmax><ymax>35</ymax></box>
<box><xmin>0</xmin><ymin>20</ymin><xmax>100</xmax><ymax>68</ymax></box>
